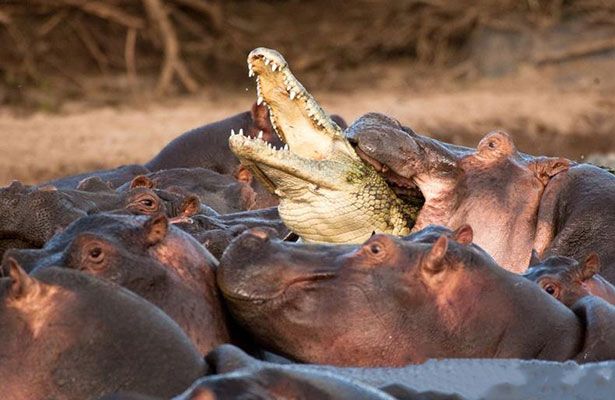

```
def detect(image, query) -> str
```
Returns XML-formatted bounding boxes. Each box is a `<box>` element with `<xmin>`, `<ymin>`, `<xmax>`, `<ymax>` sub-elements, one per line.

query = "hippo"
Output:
<box><xmin>117</xmin><ymin>168</ymin><xmax>258</xmax><ymax>214</ymax></box>
<box><xmin>218</xmin><ymin>225</ymin><xmax>615</xmax><ymax>366</ymax></box>
<box><xmin>174</xmin><ymin>207</ymin><xmax>289</xmax><ymax>259</ymax></box>
<box><xmin>6</xmin><ymin>213</ymin><xmax>230</xmax><ymax>355</ymax></box>
<box><xmin>345</xmin><ymin>113</ymin><xmax>573</xmax><ymax>273</ymax></box>
<box><xmin>144</xmin><ymin>104</ymin><xmax>281</xmax><ymax>210</ymax></box>
<box><xmin>0</xmin><ymin>259</ymin><xmax>205</xmax><ymax>400</ymax></box>
<box><xmin>523</xmin><ymin>253</ymin><xmax>615</xmax><ymax>307</ymax></box>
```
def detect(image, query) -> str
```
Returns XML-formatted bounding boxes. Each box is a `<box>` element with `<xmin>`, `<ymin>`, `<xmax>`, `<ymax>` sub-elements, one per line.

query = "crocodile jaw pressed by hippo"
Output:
<box><xmin>229</xmin><ymin>48</ymin><xmax>416</xmax><ymax>243</ymax></box>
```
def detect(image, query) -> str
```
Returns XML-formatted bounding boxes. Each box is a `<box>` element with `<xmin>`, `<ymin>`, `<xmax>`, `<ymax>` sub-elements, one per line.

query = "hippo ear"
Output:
<box><xmin>235</xmin><ymin>166</ymin><xmax>253</xmax><ymax>184</ymax></box>
<box><xmin>130</xmin><ymin>175</ymin><xmax>155</xmax><ymax>189</ymax></box>
<box><xmin>180</xmin><ymin>195</ymin><xmax>201</xmax><ymax>217</ymax></box>
<box><xmin>529</xmin><ymin>157</ymin><xmax>570</xmax><ymax>185</ymax></box>
<box><xmin>452</xmin><ymin>225</ymin><xmax>473</xmax><ymax>245</ymax></box>
<box><xmin>38</xmin><ymin>184</ymin><xmax>58</xmax><ymax>192</ymax></box>
<box><xmin>143</xmin><ymin>214</ymin><xmax>169</xmax><ymax>246</ymax></box>
<box><xmin>76</xmin><ymin>176</ymin><xmax>113</xmax><ymax>192</ymax></box>
<box><xmin>7</xmin><ymin>180</ymin><xmax>25</xmax><ymax>191</ymax></box>
<box><xmin>422</xmin><ymin>236</ymin><xmax>449</xmax><ymax>275</ymax></box>
<box><xmin>5</xmin><ymin>258</ymin><xmax>35</xmax><ymax>299</ymax></box>
<box><xmin>578</xmin><ymin>253</ymin><xmax>601</xmax><ymax>281</ymax></box>
<box><xmin>528</xmin><ymin>249</ymin><xmax>541</xmax><ymax>267</ymax></box>
<box><xmin>476</xmin><ymin>131</ymin><xmax>516</xmax><ymax>159</ymax></box>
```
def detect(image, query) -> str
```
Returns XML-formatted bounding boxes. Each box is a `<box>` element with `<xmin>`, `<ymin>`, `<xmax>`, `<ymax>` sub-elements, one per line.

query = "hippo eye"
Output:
<box><xmin>88</xmin><ymin>246</ymin><xmax>105</xmax><ymax>263</ymax></box>
<box><xmin>140</xmin><ymin>198</ymin><xmax>155</xmax><ymax>208</ymax></box>
<box><xmin>369</xmin><ymin>243</ymin><xmax>382</xmax><ymax>254</ymax></box>
<box><xmin>541</xmin><ymin>282</ymin><xmax>559</xmax><ymax>298</ymax></box>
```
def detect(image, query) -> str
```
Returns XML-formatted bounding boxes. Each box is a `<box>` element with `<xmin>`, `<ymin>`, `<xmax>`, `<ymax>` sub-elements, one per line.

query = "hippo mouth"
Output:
<box><xmin>220</xmin><ymin>271</ymin><xmax>337</xmax><ymax>304</ymax></box>
<box><xmin>352</xmin><ymin>145</ymin><xmax>425</xmax><ymax>207</ymax></box>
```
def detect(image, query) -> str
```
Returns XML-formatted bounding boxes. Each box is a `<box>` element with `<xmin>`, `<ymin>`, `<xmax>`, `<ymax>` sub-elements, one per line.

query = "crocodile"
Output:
<box><xmin>229</xmin><ymin>48</ymin><xmax>418</xmax><ymax>244</ymax></box>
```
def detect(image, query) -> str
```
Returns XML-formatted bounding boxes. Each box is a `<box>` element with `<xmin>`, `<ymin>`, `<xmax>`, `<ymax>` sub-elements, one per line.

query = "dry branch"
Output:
<box><xmin>71</xmin><ymin>18</ymin><xmax>109</xmax><ymax>73</ymax></box>
<box><xmin>37</xmin><ymin>10</ymin><xmax>68</xmax><ymax>36</ymax></box>
<box><xmin>59</xmin><ymin>0</ymin><xmax>145</xmax><ymax>28</ymax></box>
<box><xmin>173</xmin><ymin>0</ymin><xmax>222</xmax><ymax>31</ymax></box>
<box><xmin>125</xmin><ymin>28</ymin><xmax>138</xmax><ymax>86</ymax></box>
<box><xmin>143</xmin><ymin>0</ymin><xmax>199</xmax><ymax>95</ymax></box>
<box><xmin>536</xmin><ymin>37</ymin><xmax>615</xmax><ymax>65</ymax></box>
<box><xmin>0</xmin><ymin>9</ymin><xmax>11</xmax><ymax>25</ymax></box>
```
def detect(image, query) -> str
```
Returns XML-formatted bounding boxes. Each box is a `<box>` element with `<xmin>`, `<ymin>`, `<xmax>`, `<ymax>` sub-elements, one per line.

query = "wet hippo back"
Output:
<box><xmin>0</xmin><ymin>262</ymin><xmax>205</xmax><ymax>400</ymax></box>
<box><xmin>41</xmin><ymin>164</ymin><xmax>150</xmax><ymax>190</ymax></box>
<box><xmin>145</xmin><ymin>111</ymin><xmax>253</xmax><ymax>174</ymax></box>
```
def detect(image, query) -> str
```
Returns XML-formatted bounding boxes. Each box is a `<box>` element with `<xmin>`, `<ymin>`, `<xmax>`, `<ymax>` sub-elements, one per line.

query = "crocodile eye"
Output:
<box><xmin>488</xmin><ymin>140</ymin><xmax>496</xmax><ymax>149</ymax></box>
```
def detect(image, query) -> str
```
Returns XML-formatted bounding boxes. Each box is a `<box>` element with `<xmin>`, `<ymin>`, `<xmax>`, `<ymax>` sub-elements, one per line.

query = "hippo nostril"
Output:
<box><xmin>230</xmin><ymin>224</ymin><xmax>248</xmax><ymax>237</ymax></box>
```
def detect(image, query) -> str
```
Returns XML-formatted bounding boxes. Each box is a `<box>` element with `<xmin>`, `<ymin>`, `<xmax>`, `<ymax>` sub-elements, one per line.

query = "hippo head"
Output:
<box><xmin>121</xmin><ymin>169</ymin><xmax>258</xmax><ymax>214</ymax></box>
<box><xmin>4</xmin><ymin>212</ymin><xmax>220</xmax><ymax>293</ymax></box>
<box><xmin>4</xmin><ymin>214</ymin><xmax>178</xmax><ymax>279</ymax></box>
<box><xmin>3</xmin><ymin>213</ymin><xmax>227</xmax><ymax>355</ymax></box>
<box><xmin>523</xmin><ymin>253</ymin><xmax>601</xmax><ymax>307</ymax></box>
<box><xmin>125</xmin><ymin>176</ymin><xmax>202</xmax><ymax>220</ymax></box>
<box><xmin>346</xmin><ymin>113</ymin><xmax>571</xmax><ymax>272</ymax></box>
<box><xmin>218</xmin><ymin>225</ymin><xmax>570</xmax><ymax>366</ymax></box>
<box><xmin>0</xmin><ymin>181</ymin><xmax>87</xmax><ymax>257</ymax></box>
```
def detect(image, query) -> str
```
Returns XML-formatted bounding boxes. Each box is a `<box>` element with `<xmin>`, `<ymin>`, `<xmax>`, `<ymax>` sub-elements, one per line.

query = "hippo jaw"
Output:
<box><xmin>230</xmin><ymin>48</ymin><xmax>418</xmax><ymax>243</ymax></box>
<box><xmin>217</xmin><ymin>229</ymin><xmax>341</xmax><ymax>305</ymax></box>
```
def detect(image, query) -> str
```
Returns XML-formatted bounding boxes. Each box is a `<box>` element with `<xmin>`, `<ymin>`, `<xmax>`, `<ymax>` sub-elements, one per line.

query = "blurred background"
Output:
<box><xmin>1</xmin><ymin>0</ymin><xmax>614</xmax><ymax>185</ymax></box>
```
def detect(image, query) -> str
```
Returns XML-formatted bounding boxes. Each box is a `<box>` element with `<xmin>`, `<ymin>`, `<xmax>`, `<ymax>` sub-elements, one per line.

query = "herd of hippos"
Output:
<box><xmin>2</xmin><ymin>48</ymin><xmax>615</xmax><ymax>399</ymax></box>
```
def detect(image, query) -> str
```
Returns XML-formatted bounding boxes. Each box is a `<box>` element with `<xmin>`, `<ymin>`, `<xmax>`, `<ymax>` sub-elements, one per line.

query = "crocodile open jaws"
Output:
<box><xmin>229</xmin><ymin>47</ymin><xmax>417</xmax><ymax>244</ymax></box>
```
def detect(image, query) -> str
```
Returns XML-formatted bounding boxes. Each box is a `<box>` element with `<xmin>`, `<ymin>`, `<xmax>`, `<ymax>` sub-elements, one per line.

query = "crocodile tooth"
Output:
<box><xmin>284</xmin><ymin>144</ymin><xmax>289</xmax><ymax>151</ymax></box>
<box><xmin>271</xmin><ymin>63</ymin><xmax>278</xmax><ymax>71</ymax></box>
<box><xmin>257</xmin><ymin>96</ymin><xmax>264</xmax><ymax>105</ymax></box>
<box><xmin>289</xmin><ymin>89</ymin><xmax>297</xmax><ymax>100</ymax></box>
<box><xmin>239</xmin><ymin>128</ymin><xmax>244</xmax><ymax>136</ymax></box>
<box><xmin>258</xmin><ymin>130</ymin><xmax>263</xmax><ymax>139</ymax></box>
<box><xmin>230</xmin><ymin>129</ymin><xmax>236</xmax><ymax>136</ymax></box>
<box><xmin>264</xmin><ymin>59</ymin><xmax>270</xmax><ymax>66</ymax></box>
